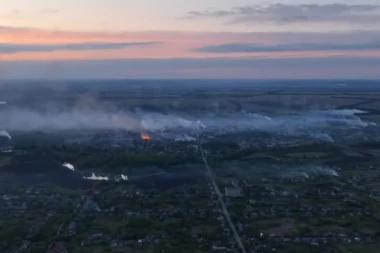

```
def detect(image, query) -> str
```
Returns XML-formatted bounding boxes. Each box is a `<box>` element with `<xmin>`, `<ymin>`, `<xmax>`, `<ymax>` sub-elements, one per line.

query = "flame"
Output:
<box><xmin>141</xmin><ymin>133</ymin><xmax>150</xmax><ymax>140</ymax></box>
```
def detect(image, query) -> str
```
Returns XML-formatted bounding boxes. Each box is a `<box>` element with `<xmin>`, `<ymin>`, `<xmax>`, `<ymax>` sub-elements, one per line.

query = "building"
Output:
<box><xmin>225</xmin><ymin>187</ymin><xmax>243</xmax><ymax>197</ymax></box>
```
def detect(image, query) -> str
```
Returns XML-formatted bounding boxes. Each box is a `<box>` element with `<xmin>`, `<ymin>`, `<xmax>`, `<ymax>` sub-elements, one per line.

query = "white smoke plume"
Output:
<box><xmin>320</xmin><ymin>167</ymin><xmax>339</xmax><ymax>177</ymax></box>
<box><xmin>83</xmin><ymin>173</ymin><xmax>128</xmax><ymax>181</ymax></box>
<box><xmin>175</xmin><ymin>134</ymin><xmax>196</xmax><ymax>142</ymax></box>
<box><xmin>115</xmin><ymin>174</ymin><xmax>128</xmax><ymax>181</ymax></box>
<box><xmin>140</xmin><ymin>113</ymin><xmax>196</xmax><ymax>131</ymax></box>
<box><xmin>196</xmin><ymin>120</ymin><xmax>207</xmax><ymax>130</ymax></box>
<box><xmin>0</xmin><ymin>101</ymin><xmax>6</xmax><ymax>105</ymax></box>
<box><xmin>84</xmin><ymin>173</ymin><xmax>109</xmax><ymax>181</ymax></box>
<box><xmin>309</xmin><ymin>166</ymin><xmax>339</xmax><ymax>177</ymax></box>
<box><xmin>247</xmin><ymin>113</ymin><xmax>273</xmax><ymax>121</ymax></box>
<box><xmin>0</xmin><ymin>107</ymin><xmax>375</xmax><ymax>136</ymax></box>
<box><xmin>199</xmin><ymin>109</ymin><xmax>374</xmax><ymax>133</ymax></box>
<box><xmin>289</xmin><ymin>166</ymin><xmax>339</xmax><ymax>179</ymax></box>
<box><xmin>62</xmin><ymin>162</ymin><xmax>75</xmax><ymax>171</ymax></box>
<box><xmin>317</xmin><ymin>109</ymin><xmax>366</xmax><ymax>116</ymax></box>
<box><xmin>0</xmin><ymin>130</ymin><xmax>11</xmax><ymax>140</ymax></box>
<box><xmin>310</xmin><ymin>132</ymin><xmax>335</xmax><ymax>143</ymax></box>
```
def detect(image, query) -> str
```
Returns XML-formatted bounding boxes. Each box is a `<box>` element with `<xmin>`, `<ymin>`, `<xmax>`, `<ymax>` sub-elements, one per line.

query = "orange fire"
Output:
<box><xmin>141</xmin><ymin>133</ymin><xmax>150</xmax><ymax>141</ymax></box>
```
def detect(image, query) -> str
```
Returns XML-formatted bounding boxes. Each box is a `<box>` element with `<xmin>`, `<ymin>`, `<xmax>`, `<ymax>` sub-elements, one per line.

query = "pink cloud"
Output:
<box><xmin>1</xmin><ymin>26</ymin><xmax>380</xmax><ymax>60</ymax></box>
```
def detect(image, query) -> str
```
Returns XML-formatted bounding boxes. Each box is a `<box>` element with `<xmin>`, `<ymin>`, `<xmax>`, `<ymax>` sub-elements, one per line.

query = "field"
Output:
<box><xmin>2</xmin><ymin>81</ymin><xmax>380</xmax><ymax>112</ymax></box>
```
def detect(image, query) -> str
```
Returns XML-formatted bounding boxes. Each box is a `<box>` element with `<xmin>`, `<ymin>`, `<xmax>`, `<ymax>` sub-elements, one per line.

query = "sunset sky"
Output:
<box><xmin>1</xmin><ymin>0</ymin><xmax>380</xmax><ymax>79</ymax></box>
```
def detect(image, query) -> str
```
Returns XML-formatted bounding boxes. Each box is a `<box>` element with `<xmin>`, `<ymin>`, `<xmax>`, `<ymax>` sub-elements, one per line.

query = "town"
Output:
<box><xmin>2</xmin><ymin>83</ymin><xmax>380</xmax><ymax>253</ymax></box>
<box><xmin>2</xmin><ymin>136</ymin><xmax>380</xmax><ymax>253</ymax></box>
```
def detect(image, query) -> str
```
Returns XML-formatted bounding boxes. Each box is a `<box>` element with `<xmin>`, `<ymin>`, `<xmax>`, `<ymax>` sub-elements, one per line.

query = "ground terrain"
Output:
<box><xmin>1</xmin><ymin>80</ymin><xmax>380</xmax><ymax>253</ymax></box>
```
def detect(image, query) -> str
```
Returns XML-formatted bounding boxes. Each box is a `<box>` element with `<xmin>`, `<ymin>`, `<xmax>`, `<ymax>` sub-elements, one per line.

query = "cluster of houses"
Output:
<box><xmin>0</xmin><ymin>187</ymin><xmax>81</xmax><ymax>219</ymax></box>
<box><xmin>223</xmin><ymin>177</ymin><xmax>380</xmax><ymax>250</ymax></box>
<box><xmin>3</xmin><ymin>160</ymin><xmax>380</xmax><ymax>253</ymax></box>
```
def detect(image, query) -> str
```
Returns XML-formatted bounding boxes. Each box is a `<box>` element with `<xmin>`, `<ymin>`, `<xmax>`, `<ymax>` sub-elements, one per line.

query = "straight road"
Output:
<box><xmin>197</xmin><ymin>136</ymin><xmax>247</xmax><ymax>253</ymax></box>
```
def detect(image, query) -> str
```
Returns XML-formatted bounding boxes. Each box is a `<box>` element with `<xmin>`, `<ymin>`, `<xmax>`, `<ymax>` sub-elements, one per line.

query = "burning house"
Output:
<box><xmin>140</xmin><ymin>132</ymin><xmax>150</xmax><ymax>151</ymax></box>
<box><xmin>141</xmin><ymin>133</ymin><xmax>150</xmax><ymax>141</ymax></box>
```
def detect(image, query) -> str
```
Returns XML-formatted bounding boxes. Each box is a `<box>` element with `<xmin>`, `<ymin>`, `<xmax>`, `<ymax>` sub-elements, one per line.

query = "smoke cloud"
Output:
<box><xmin>297</xmin><ymin>166</ymin><xmax>339</xmax><ymax>178</ymax></box>
<box><xmin>0</xmin><ymin>106</ymin><xmax>375</xmax><ymax>138</ymax></box>
<box><xmin>0</xmin><ymin>107</ymin><xmax>143</xmax><ymax>132</ymax></box>
<box><xmin>83</xmin><ymin>173</ymin><xmax>128</xmax><ymax>181</ymax></box>
<box><xmin>116</xmin><ymin>174</ymin><xmax>128</xmax><ymax>181</ymax></box>
<box><xmin>175</xmin><ymin>134</ymin><xmax>196</xmax><ymax>142</ymax></box>
<box><xmin>0</xmin><ymin>130</ymin><xmax>12</xmax><ymax>140</ymax></box>
<box><xmin>310</xmin><ymin>132</ymin><xmax>335</xmax><ymax>143</ymax></box>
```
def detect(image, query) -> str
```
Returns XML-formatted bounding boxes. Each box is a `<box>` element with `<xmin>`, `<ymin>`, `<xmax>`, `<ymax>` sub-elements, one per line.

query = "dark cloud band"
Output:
<box><xmin>194</xmin><ymin>42</ymin><xmax>380</xmax><ymax>53</ymax></box>
<box><xmin>1</xmin><ymin>56</ymin><xmax>379</xmax><ymax>77</ymax></box>
<box><xmin>0</xmin><ymin>41</ymin><xmax>162</xmax><ymax>54</ymax></box>
<box><xmin>185</xmin><ymin>3</ymin><xmax>380</xmax><ymax>25</ymax></box>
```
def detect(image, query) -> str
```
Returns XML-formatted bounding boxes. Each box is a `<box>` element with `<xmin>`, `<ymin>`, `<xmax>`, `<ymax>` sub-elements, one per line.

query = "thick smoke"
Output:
<box><xmin>140</xmin><ymin>113</ymin><xmax>204</xmax><ymax>131</ymax></box>
<box><xmin>0</xmin><ymin>106</ymin><xmax>375</xmax><ymax>137</ymax></box>
<box><xmin>0</xmin><ymin>130</ymin><xmax>11</xmax><ymax>140</ymax></box>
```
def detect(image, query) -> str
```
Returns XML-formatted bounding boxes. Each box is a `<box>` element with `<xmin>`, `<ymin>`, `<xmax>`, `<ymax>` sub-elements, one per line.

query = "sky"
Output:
<box><xmin>1</xmin><ymin>0</ymin><xmax>380</xmax><ymax>79</ymax></box>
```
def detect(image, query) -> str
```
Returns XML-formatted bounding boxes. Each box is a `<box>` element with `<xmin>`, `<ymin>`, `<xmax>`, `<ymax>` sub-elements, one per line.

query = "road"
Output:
<box><xmin>56</xmin><ymin>202</ymin><xmax>81</xmax><ymax>237</ymax></box>
<box><xmin>197</xmin><ymin>135</ymin><xmax>248</xmax><ymax>253</ymax></box>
